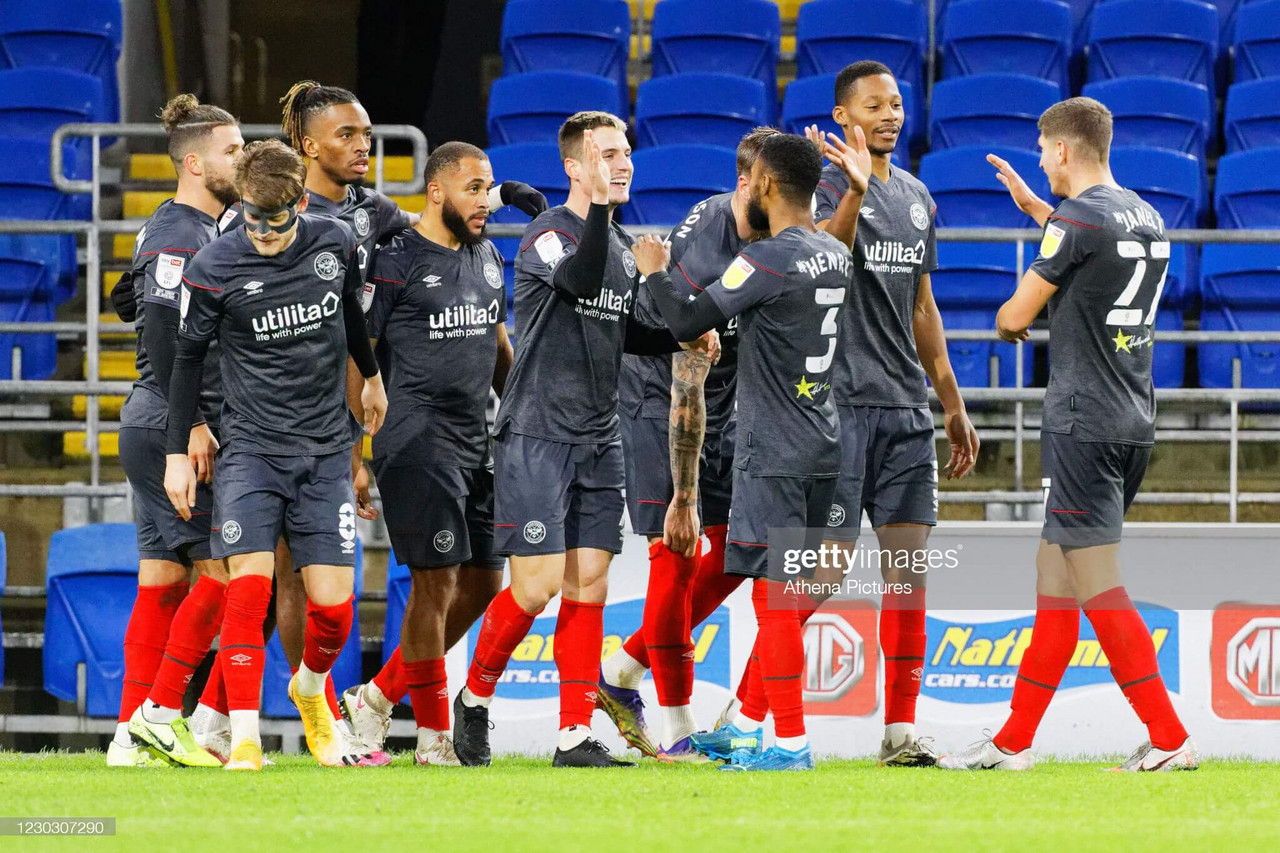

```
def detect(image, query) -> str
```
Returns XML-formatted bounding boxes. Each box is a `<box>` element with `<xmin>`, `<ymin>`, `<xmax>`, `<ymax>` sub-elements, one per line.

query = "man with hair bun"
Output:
<box><xmin>112</xmin><ymin>94</ymin><xmax>242</xmax><ymax>768</ymax></box>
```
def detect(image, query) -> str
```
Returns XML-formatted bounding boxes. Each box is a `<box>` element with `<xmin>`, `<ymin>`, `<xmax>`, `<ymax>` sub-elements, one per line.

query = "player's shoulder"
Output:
<box><xmin>740</xmin><ymin>230</ymin><xmax>802</xmax><ymax>276</ymax></box>
<box><xmin>370</xmin><ymin>227</ymin><xmax>420</xmax><ymax>275</ymax></box>
<box><xmin>1048</xmin><ymin>193</ymin><xmax>1109</xmax><ymax>231</ymax></box>
<box><xmin>304</xmin><ymin>212</ymin><xmax>358</xmax><ymax>251</ymax></box>
<box><xmin>140</xmin><ymin>200</ymin><xmax>212</xmax><ymax>254</ymax></box>
<box><xmin>519</xmin><ymin>205</ymin><xmax>581</xmax><ymax>266</ymax></box>
<box><xmin>817</xmin><ymin>163</ymin><xmax>850</xmax><ymax>198</ymax></box>
<box><xmin>890</xmin><ymin>166</ymin><xmax>935</xmax><ymax>208</ymax></box>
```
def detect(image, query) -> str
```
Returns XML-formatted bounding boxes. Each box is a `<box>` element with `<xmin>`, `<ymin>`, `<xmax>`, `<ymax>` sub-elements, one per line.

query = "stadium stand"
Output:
<box><xmin>780</xmin><ymin>73</ymin><xmax>914</xmax><ymax>164</ymax></box>
<box><xmin>1086</xmin><ymin>0</ymin><xmax>1219</xmax><ymax>91</ymax></box>
<box><xmin>1233</xmin><ymin>0</ymin><xmax>1280</xmax><ymax>82</ymax></box>
<box><xmin>929</xmin><ymin>74</ymin><xmax>1060</xmax><ymax>150</ymax></box>
<box><xmin>42</xmin><ymin>523</ymin><xmax>140</xmax><ymax>717</ymax></box>
<box><xmin>0</xmin><ymin>67</ymin><xmax>105</xmax><ymax>141</ymax></box>
<box><xmin>931</xmin><ymin>242</ymin><xmax>1034</xmax><ymax>388</ymax></box>
<box><xmin>487</xmin><ymin>71</ymin><xmax>623</xmax><ymax>146</ymax></box>
<box><xmin>625</xmin><ymin>144</ymin><xmax>738</xmax><ymax>224</ymax></box>
<box><xmin>941</xmin><ymin>0</ymin><xmax>1073</xmax><ymax>95</ymax></box>
<box><xmin>635</xmin><ymin>73</ymin><xmax>771</xmax><ymax>149</ymax></box>
<box><xmin>1082</xmin><ymin>77</ymin><xmax>1213</xmax><ymax>160</ymax></box>
<box><xmin>1200</xmin><ymin>245</ymin><xmax>1280</xmax><ymax>388</ymax></box>
<box><xmin>500</xmin><ymin>0</ymin><xmax>631</xmax><ymax>118</ymax></box>
<box><xmin>1224</xmin><ymin>78</ymin><xmax>1280</xmax><ymax>152</ymax></box>
<box><xmin>1214</xmin><ymin>148</ymin><xmax>1280</xmax><ymax>229</ymax></box>
<box><xmin>0</xmin><ymin>0</ymin><xmax>122</xmax><ymax>123</ymax></box>
<box><xmin>920</xmin><ymin>146</ymin><xmax>1054</xmax><ymax>228</ymax></box>
<box><xmin>486</xmin><ymin>142</ymin><xmax>569</xmax><ymax>309</ymax></box>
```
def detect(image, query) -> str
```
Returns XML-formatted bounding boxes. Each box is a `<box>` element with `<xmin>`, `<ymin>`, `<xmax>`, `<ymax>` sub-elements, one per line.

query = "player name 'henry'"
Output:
<box><xmin>796</xmin><ymin>249</ymin><xmax>854</xmax><ymax>279</ymax></box>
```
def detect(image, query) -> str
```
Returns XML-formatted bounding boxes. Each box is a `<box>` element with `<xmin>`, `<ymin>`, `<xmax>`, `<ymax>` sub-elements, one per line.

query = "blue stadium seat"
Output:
<box><xmin>929</xmin><ymin>74</ymin><xmax>1060</xmax><ymax>151</ymax></box>
<box><xmin>1234</xmin><ymin>0</ymin><xmax>1280</xmax><ymax>83</ymax></box>
<box><xmin>500</xmin><ymin>0</ymin><xmax>630</xmax><ymax>117</ymax></box>
<box><xmin>1199</xmin><ymin>244</ymin><xmax>1280</xmax><ymax>387</ymax></box>
<box><xmin>1224</xmin><ymin>78</ymin><xmax>1280</xmax><ymax>151</ymax></box>
<box><xmin>382</xmin><ymin>551</ymin><xmax>411</xmax><ymax>666</ymax></box>
<box><xmin>262</xmin><ymin>540</ymin><xmax>365</xmax><ymax>718</ymax></box>
<box><xmin>781</xmin><ymin>73</ymin><xmax>914</xmax><ymax>164</ymax></box>
<box><xmin>650</xmin><ymin>0</ymin><xmax>780</xmax><ymax>119</ymax></box>
<box><xmin>931</xmin><ymin>242</ymin><xmax>1034</xmax><ymax>388</ymax></box>
<box><xmin>919</xmin><ymin>146</ymin><xmax>1053</xmax><ymax>228</ymax></box>
<box><xmin>795</xmin><ymin>0</ymin><xmax>927</xmax><ymax>121</ymax></box>
<box><xmin>487</xmin><ymin>72</ymin><xmax>622</xmax><ymax>147</ymax></box>
<box><xmin>1065</xmin><ymin>0</ymin><xmax>1099</xmax><ymax>49</ymax></box>
<box><xmin>941</xmin><ymin>0</ymin><xmax>1073</xmax><ymax>94</ymax></box>
<box><xmin>0</xmin><ymin>0</ymin><xmax>122</xmax><ymax>123</ymax></box>
<box><xmin>486</xmin><ymin>143</ymin><xmax>570</xmax><ymax>224</ymax></box>
<box><xmin>1109</xmin><ymin>147</ymin><xmax>1203</xmax><ymax>228</ymax></box>
<box><xmin>1087</xmin><ymin>0</ymin><xmax>1218</xmax><ymax>90</ymax></box>
<box><xmin>0</xmin><ymin>531</ymin><xmax>6</xmax><ymax>683</ymax></box>
<box><xmin>0</xmin><ymin>137</ymin><xmax>89</xmax><ymax>304</ymax></box>
<box><xmin>1082</xmin><ymin>77</ymin><xmax>1212</xmax><ymax>158</ymax></box>
<box><xmin>625</xmin><ymin>145</ymin><xmax>737</xmax><ymax>225</ymax></box>
<box><xmin>636</xmin><ymin>73</ymin><xmax>770</xmax><ymax>149</ymax></box>
<box><xmin>0</xmin><ymin>67</ymin><xmax>104</xmax><ymax>140</ymax></box>
<box><xmin>42</xmin><ymin>523</ymin><xmax>139</xmax><ymax>716</ymax></box>
<box><xmin>0</xmin><ymin>297</ymin><xmax>57</xmax><ymax>380</ymax></box>
<box><xmin>1215</xmin><ymin>148</ymin><xmax>1280</xmax><ymax>229</ymax></box>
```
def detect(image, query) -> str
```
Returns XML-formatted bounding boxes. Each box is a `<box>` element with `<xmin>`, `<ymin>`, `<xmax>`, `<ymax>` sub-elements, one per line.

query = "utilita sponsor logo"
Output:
<box><xmin>1212</xmin><ymin>604</ymin><xmax>1280</xmax><ymax>720</ymax></box>
<box><xmin>863</xmin><ymin>240</ymin><xmax>926</xmax><ymax>265</ymax></box>
<box><xmin>252</xmin><ymin>291</ymin><xmax>339</xmax><ymax>340</ymax></box>
<box><xmin>427</xmin><ymin>299</ymin><xmax>502</xmax><ymax>340</ymax></box>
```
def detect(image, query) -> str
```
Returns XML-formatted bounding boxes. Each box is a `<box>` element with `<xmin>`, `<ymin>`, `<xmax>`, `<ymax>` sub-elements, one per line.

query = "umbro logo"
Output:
<box><xmin>584</xmin><ymin>691</ymin><xmax>599</xmax><ymax>704</ymax></box>
<box><xmin>423</xmin><ymin>275</ymin><xmax>443</xmax><ymax>287</ymax></box>
<box><xmin>243</xmin><ymin>280</ymin><xmax>265</xmax><ymax>296</ymax></box>
<box><xmin>860</xmin><ymin>207</ymin><xmax>875</xmax><ymax>219</ymax></box>
<box><xmin>319</xmin><ymin>646</ymin><xmax>341</xmax><ymax>655</ymax></box>
<box><xmin>230</xmin><ymin>653</ymin><xmax>252</xmax><ymax>665</ymax></box>
<box><xmin>437</xmin><ymin>687</ymin><xmax>449</xmax><ymax>698</ymax></box>
<box><xmin>479</xmin><ymin>673</ymin><xmax>499</xmax><ymax>683</ymax></box>
<box><xmin>682</xmin><ymin>649</ymin><xmax>696</xmax><ymax>662</ymax></box>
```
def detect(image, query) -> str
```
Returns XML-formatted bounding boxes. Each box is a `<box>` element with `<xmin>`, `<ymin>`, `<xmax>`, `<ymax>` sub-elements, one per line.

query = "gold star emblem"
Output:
<box><xmin>1112</xmin><ymin>329</ymin><xmax>1133</xmax><ymax>353</ymax></box>
<box><xmin>794</xmin><ymin>375</ymin><xmax>818</xmax><ymax>399</ymax></box>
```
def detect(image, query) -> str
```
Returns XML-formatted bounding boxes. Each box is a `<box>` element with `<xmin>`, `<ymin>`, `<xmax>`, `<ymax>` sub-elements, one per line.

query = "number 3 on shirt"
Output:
<box><xmin>807</xmin><ymin>288</ymin><xmax>846</xmax><ymax>373</ymax></box>
<box><xmin>1106</xmin><ymin>240</ymin><xmax>1170</xmax><ymax>327</ymax></box>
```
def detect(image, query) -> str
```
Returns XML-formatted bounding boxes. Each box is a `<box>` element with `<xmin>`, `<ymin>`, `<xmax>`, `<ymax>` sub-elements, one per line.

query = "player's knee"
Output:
<box><xmin>303</xmin><ymin>567</ymin><xmax>355</xmax><ymax>606</ymax></box>
<box><xmin>138</xmin><ymin>559</ymin><xmax>188</xmax><ymax>587</ymax></box>
<box><xmin>193</xmin><ymin>558</ymin><xmax>230</xmax><ymax>584</ymax></box>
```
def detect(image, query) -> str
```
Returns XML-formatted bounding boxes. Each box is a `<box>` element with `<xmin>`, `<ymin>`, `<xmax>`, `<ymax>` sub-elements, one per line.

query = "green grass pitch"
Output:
<box><xmin>1</xmin><ymin>752</ymin><xmax>1278</xmax><ymax>852</ymax></box>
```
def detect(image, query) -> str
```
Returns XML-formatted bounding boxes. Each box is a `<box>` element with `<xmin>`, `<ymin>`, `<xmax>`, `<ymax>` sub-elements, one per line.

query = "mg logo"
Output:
<box><xmin>1226</xmin><ymin>617</ymin><xmax>1280</xmax><ymax>707</ymax></box>
<box><xmin>802</xmin><ymin>612</ymin><xmax>865</xmax><ymax>702</ymax></box>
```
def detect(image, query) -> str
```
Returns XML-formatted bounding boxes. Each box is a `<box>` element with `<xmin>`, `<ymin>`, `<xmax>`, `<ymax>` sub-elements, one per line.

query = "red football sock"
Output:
<box><xmin>302</xmin><ymin>596</ymin><xmax>354</xmax><ymax>677</ymax></box>
<box><xmin>218</xmin><ymin>575</ymin><xmax>272</xmax><ymax>712</ymax></box>
<box><xmin>751</xmin><ymin>579</ymin><xmax>806</xmax><ymax>738</ymax></box>
<box><xmin>737</xmin><ymin>589</ymin><xmax>821</xmax><ymax>722</ymax></box>
<box><xmin>118</xmin><ymin>581</ymin><xmax>188</xmax><ymax>722</ymax></box>
<box><xmin>994</xmin><ymin>595</ymin><xmax>1080</xmax><ymax>753</ymax></box>
<box><xmin>373</xmin><ymin>645</ymin><xmax>409</xmax><ymax>705</ymax></box>
<box><xmin>555</xmin><ymin>598</ymin><xmax>605</xmax><ymax>729</ymax></box>
<box><xmin>466</xmin><ymin>587</ymin><xmax>541</xmax><ymax>698</ymax></box>
<box><xmin>1083</xmin><ymin>586</ymin><xmax>1188</xmax><ymax>750</ymax></box>
<box><xmin>644</xmin><ymin>540</ymin><xmax>701</xmax><ymax>707</ymax></box>
<box><xmin>200</xmin><ymin>654</ymin><xmax>228</xmax><ymax>715</ymax></box>
<box><xmin>148</xmin><ymin>575</ymin><xmax>227</xmax><ymax>710</ymax></box>
<box><xmin>881</xmin><ymin>585</ymin><xmax>927</xmax><ymax>725</ymax></box>
<box><xmin>405</xmin><ymin>657</ymin><xmax>449</xmax><ymax>731</ymax></box>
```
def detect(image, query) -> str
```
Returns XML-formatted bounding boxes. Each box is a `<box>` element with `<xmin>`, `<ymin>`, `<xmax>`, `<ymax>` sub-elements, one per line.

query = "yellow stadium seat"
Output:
<box><xmin>72</xmin><ymin>394</ymin><xmax>126</xmax><ymax>419</ymax></box>
<box><xmin>781</xmin><ymin>35</ymin><xmax>796</xmax><ymax>55</ymax></box>
<box><xmin>129</xmin><ymin>154</ymin><xmax>177</xmax><ymax>181</ymax></box>
<box><xmin>63</xmin><ymin>431</ymin><xmax>120</xmax><ymax>458</ymax></box>
<box><xmin>99</xmin><ymin>313</ymin><xmax>134</xmax><ymax>343</ymax></box>
<box><xmin>113</xmin><ymin>233</ymin><xmax>138</xmax><ymax>260</ymax></box>
<box><xmin>368</xmin><ymin>156</ymin><xmax>415</xmax><ymax>183</ymax></box>
<box><xmin>629</xmin><ymin>0</ymin><xmax>660</xmax><ymax>21</ymax></box>
<box><xmin>775</xmin><ymin>0</ymin><xmax>813</xmax><ymax>22</ymax></box>
<box><xmin>87</xmin><ymin>350</ymin><xmax>139</xmax><ymax>381</ymax></box>
<box><xmin>388</xmin><ymin>194</ymin><xmax>425</xmax><ymax>214</ymax></box>
<box><xmin>123</xmin><ymin>191</ymin><xmax>172</xmax><ymax>219</ymax></box>
<box><xmin>102</xmin><ymin>270</ymin><xmax>123</xmax><ymax>299</ymax></box>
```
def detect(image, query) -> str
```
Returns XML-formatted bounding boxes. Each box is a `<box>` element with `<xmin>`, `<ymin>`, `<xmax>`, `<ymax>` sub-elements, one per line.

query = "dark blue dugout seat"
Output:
<box><xmin>626</xmin><ymin>145</ymin><xmax>737</xmax><ymax>225</ymax></box>
<box><xmin>920</xmin><ymin>146</ymin><xmax>1053</xmax><ymax>228</ymax></box>
<box><xmin>1224</xmin><ymin>78</ymin><xmax>1280</xmax><ymax>151</ymax></box>
<box><xmin>262</xmin><ymin>540</ymin><xmax>364</xmax><ymax>718</ymax></box>
<box><xmin>0</xmin><ymin>0</ymin><xmax>122</xmax><ymax>123</ymax></box>
<box><xmin>1082</xmin><ymin>77</ymin><xmax>1212</xmax><ymax>159</ymax></box>
<box><xmin>382</xmin><ymin>551</ymin><xmax>411</xmax><ymax>667</ymax></box>
<box><xmin>931</xmin><ymin>242</ymin><xmax>1033</xmax><ymax>388</ymax></box>
<box><xmin>43</xmin><ymin>523</ymin><xmax>139</xmax><ymax>716</ymax></box>
<box><xmin>487</xmin><ymin>72</ymin><xmax>622</xmax><ymax>146</ymax></box>
<box><xmin>650</xmin><ymin>0</ymin><xmax>780</xmax><ymax>120</ymax></box>
<box><xmin>1087</xmin><ymin>0</ymin><xmax>1218</xmax><ymax>91</ymax></box>
<box><xmin>500</xmin><ymin>0</ymin><xmax>630</xmax><ymax>118</ymax></box>
<box><xmin>781</xmin><ymin>73</ymin><xmax>914</xmax><ymax>164</ymax></box>
<box><xmin>941</xmin><ymin>0</ymin><xmax>1072</xmax><ymax>94</ymax></box>
<box><xmin>1234</xmin><ymin>0</ymin><xmax>1280</xmax><ymax>83</ymax></box>
<box><xmin>636</xmin><ymin>73</ymin><xmax>770</xmax><ymax>149</ymax></box>
<box><xmin>0</xmin><ymin>67</ymin><xmax>104</xmax><ymax>140</ymax></box>
<box><xmin>1199</xmin><ymin>245</ymin><xmax>1280</xmax><ymax>387</ymax></box>
<box><xmin>1214</xmin><ymin>148</ymin><xmax>1280</xmax><ymax>229</ymax></box>
<box><xmin>929</xmin><ymin>74</ymin><xmax>1060</xmax><ymax>150</ymax></box>
<box><xmin>795</xmin><ymin>0</ymin><xmax>927</xmax><ymax>123</ymax></box>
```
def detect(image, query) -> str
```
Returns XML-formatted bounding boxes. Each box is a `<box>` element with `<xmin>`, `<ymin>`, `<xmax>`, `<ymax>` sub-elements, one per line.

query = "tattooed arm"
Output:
<box><xmin>664</xmin><ymin>347</ymin><xmax>713</xmax><ymax>556</ymax></box>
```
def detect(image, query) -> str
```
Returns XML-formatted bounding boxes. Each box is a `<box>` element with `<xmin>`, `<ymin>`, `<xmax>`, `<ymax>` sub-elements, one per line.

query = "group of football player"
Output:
<box><xmin>106</xmin><ymin>58</ymin><xmax>1197</xmax><ymax>773</ymax></box>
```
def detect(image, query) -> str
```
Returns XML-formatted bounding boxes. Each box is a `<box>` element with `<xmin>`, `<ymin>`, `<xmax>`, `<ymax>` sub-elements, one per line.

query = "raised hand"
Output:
<box><xmin>822</xmin><ymin>127</ymin><xmax>871</xmax><ymax>196</ymax></box>
<box><xmin>580</xmin><ymin>129</ymin><xmax>611</xmax><ymax>205</ymax></box>
<box><xmin>987</xmin><ymin>153</ymin><xmax>1052</xmax><ymax>226</ymax></box>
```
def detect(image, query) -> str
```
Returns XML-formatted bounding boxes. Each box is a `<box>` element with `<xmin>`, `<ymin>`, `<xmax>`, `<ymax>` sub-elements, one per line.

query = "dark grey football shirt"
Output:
<box><xmin>120</xmin><ymin>199</ymin><xmax>224</xmax><ymax>430</ymax></box>
<box><xmin>367</xmin><ymin>229</ymin><xmax>508</xmax><ymax>468</ymax></box>
<box><xmin>705</xmin><ymin>227</ymin><xmax>852</xmax><ymax>478</ymax></box>
<box><xmin>814</xmin><ymin>163</ymin><xmax>938</xmax><ymax>407</ymax></box>
<box><xmin>1031</xmin><ymin>186</ymin><xmax>1169</xmax><ymax>446</ymax></box>
<box><xmin>497</xmin><ymin>204</ymin><xmax>644</xmax><ymax>444</ymax></box>
<box><xmin>178</xmin><ymin>214</ymin><xmax>363</xmax><ymax>456</ymax></box>
<box><xmin>619</xmin><ymin>192</ymin><xmax>743</xmax><ymax>434</ymax></box>
<box><xmin>306</xmin><ymin>185</ymin><xmax>412</xmax><ymax>309</ymax></box>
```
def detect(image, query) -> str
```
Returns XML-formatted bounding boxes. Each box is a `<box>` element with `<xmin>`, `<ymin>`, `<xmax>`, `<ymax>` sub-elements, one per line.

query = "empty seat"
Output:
<box><xmin>919</xmin><ymin>146</ymin><xmax>1053</xmax><ymax>228</ymax></box>
<box><xmin>1224</xmin><ymin>78</ymin><xmax>1280</xmax><ymax>152</ymax></box>
<box><xmin>486</xmin><ymin>143</ymin><xmax>570</xmax><ymax>224</ymax></box>
<box><xmin>941</xmin><ymin>0</ymin><xmax>1073</xmax><ymax>94</ymax></box>
<box><xmin>501</xmin><ymin>0</ymin><xmax>630</xmax><ymax>117</ymax></box>
<box><xmin>0</xmin><ymin>137</ymin><xmax>89</xmax><ymax>303</ymax></box>
<box><xmin>1082</xmin><ymin>77</ymin><xmax>1212</xmax><ymax>158</ymax></box>
<box><xmin>931</xmin><ymin>242</ymin><xmax>1034</xmax><ymax>387</ymax></box>
<box><xmin>781</xmin><ymin>73</ymin><xmax>914</xmax><ymax>163</ymax></box>
<box><xmin>262</xmin><ymin>539</ymin><xmax>365</xmax><ymax>718</ymax></box>
<box><xmin>1234</xmin><ymin>0</ymin><xmax>1280</xmax><ymax>82</ymax></box>
<box><xmin>0</xmin><ymin>67</ymin><xmax>104</xmax><ymax>140</ymax></box>
<box><xmin>1109</xmin><ymin>147</ymin><xmax>1203</xmax><ymax>228</ymax></box>
<box><xmin>651</xmin><ymin>0</ymin><xmax>780</xmax><ymax>118</ymax></box>
<box><xmin>795</xmin><ymin>0</ymin><xmax>927</xmax><ymax>111</ymax></box>
<box><xmin>1215</xmin><ymin>148</ymin><xmax>1280</xmax><ymax>229</ymax></box>
<box><xmin>1087</xmin><ymin>0</ymin><xmax>1218</xmax><ymax>91</ymax></box>
<box><xmin>1199</xmin><ymin>244</ymin><xmax>1280</xmax><ymax>387</ymax></box>
<box><xmin>0</xmin><ymin>297</ymin><xmax>57</xmax><ymax>380</ymax></box>
<box><xmin>625</xmin><ymin>144</ymin><xmax>737</xmax><ymax>225</ymax></box>
<box><xmin>0</xmin><ymin>0</ymin><xmax>122</xmax><ymax>122</ymax></box>
<box><xmin>636</xmin><ymin>73</ymin><xmax>770</xmax><ymax>149</ymax></box>
<box><xmin>930</xmin><ymin>74</ymin><xmax>1060</xmax><ymax>150</ymax></box>
<box><xmin>487</xmin><ymin>71</ymin><xmax>622</xmax><ymax>146</ymax></box>
<box><xmin>42</xmin><ymin>523</ymin><xmax>139</xmax><ymax>716</ymax></box>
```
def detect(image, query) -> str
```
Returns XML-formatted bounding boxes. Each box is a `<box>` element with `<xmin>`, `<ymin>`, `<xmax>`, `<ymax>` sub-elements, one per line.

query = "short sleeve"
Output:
<box><xmin>518</xmin><ymin>227</ymin><xmax>578</xmax><ymax>289</ymax></box>
<box><xmin>142</xmin><ymin>250</ymin><xmax>195</xmax><ymax>312</ymax></box>
<box><xmin>813</xmin><ymin>177</ymin><xmax>844</xmax><ymax>223</ymax></box>
<box><xmin>1030</xmin><ymin>205</ymin><xmax>1095</xmax><ymax>290</ymax></box>
<box><xmin>490</xmin><ymin>245</ymin><xmax>509</xmax><ymax>325</ymax></box>
<box><xmin>177</xmin><ymin>253</ymin><xmax>222</xmax><ymax>342</ymax></box>
<box><xmin>338</xmin><ymin>226</ymin><xmax>364</xmax><ymax>299</ymax></box>
<box><xmin>375</xmin><ymin>193</ymin><xmax>412</xmax><ymax>242</ymax></box>
<box><xmin>923</xmin><ymin>192</ymin><xmax>939</xmax><ymax>274</ymax></box>
<box><xmin>706</xmin><ymin>250</ymin><xmax>785</xmax><ymax>319</ymax></box>
<box><xmin>366</xmin><ymin>257</ymin><xmax>402</xmax><ymax>338</ymax></box>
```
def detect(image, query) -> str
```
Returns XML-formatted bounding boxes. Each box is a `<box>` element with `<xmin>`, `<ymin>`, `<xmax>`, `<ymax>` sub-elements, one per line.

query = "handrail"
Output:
<box><xmin>50</xmin><ymin>122</ymin><xmax>429</xmax><ymax>195</ymax></box>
